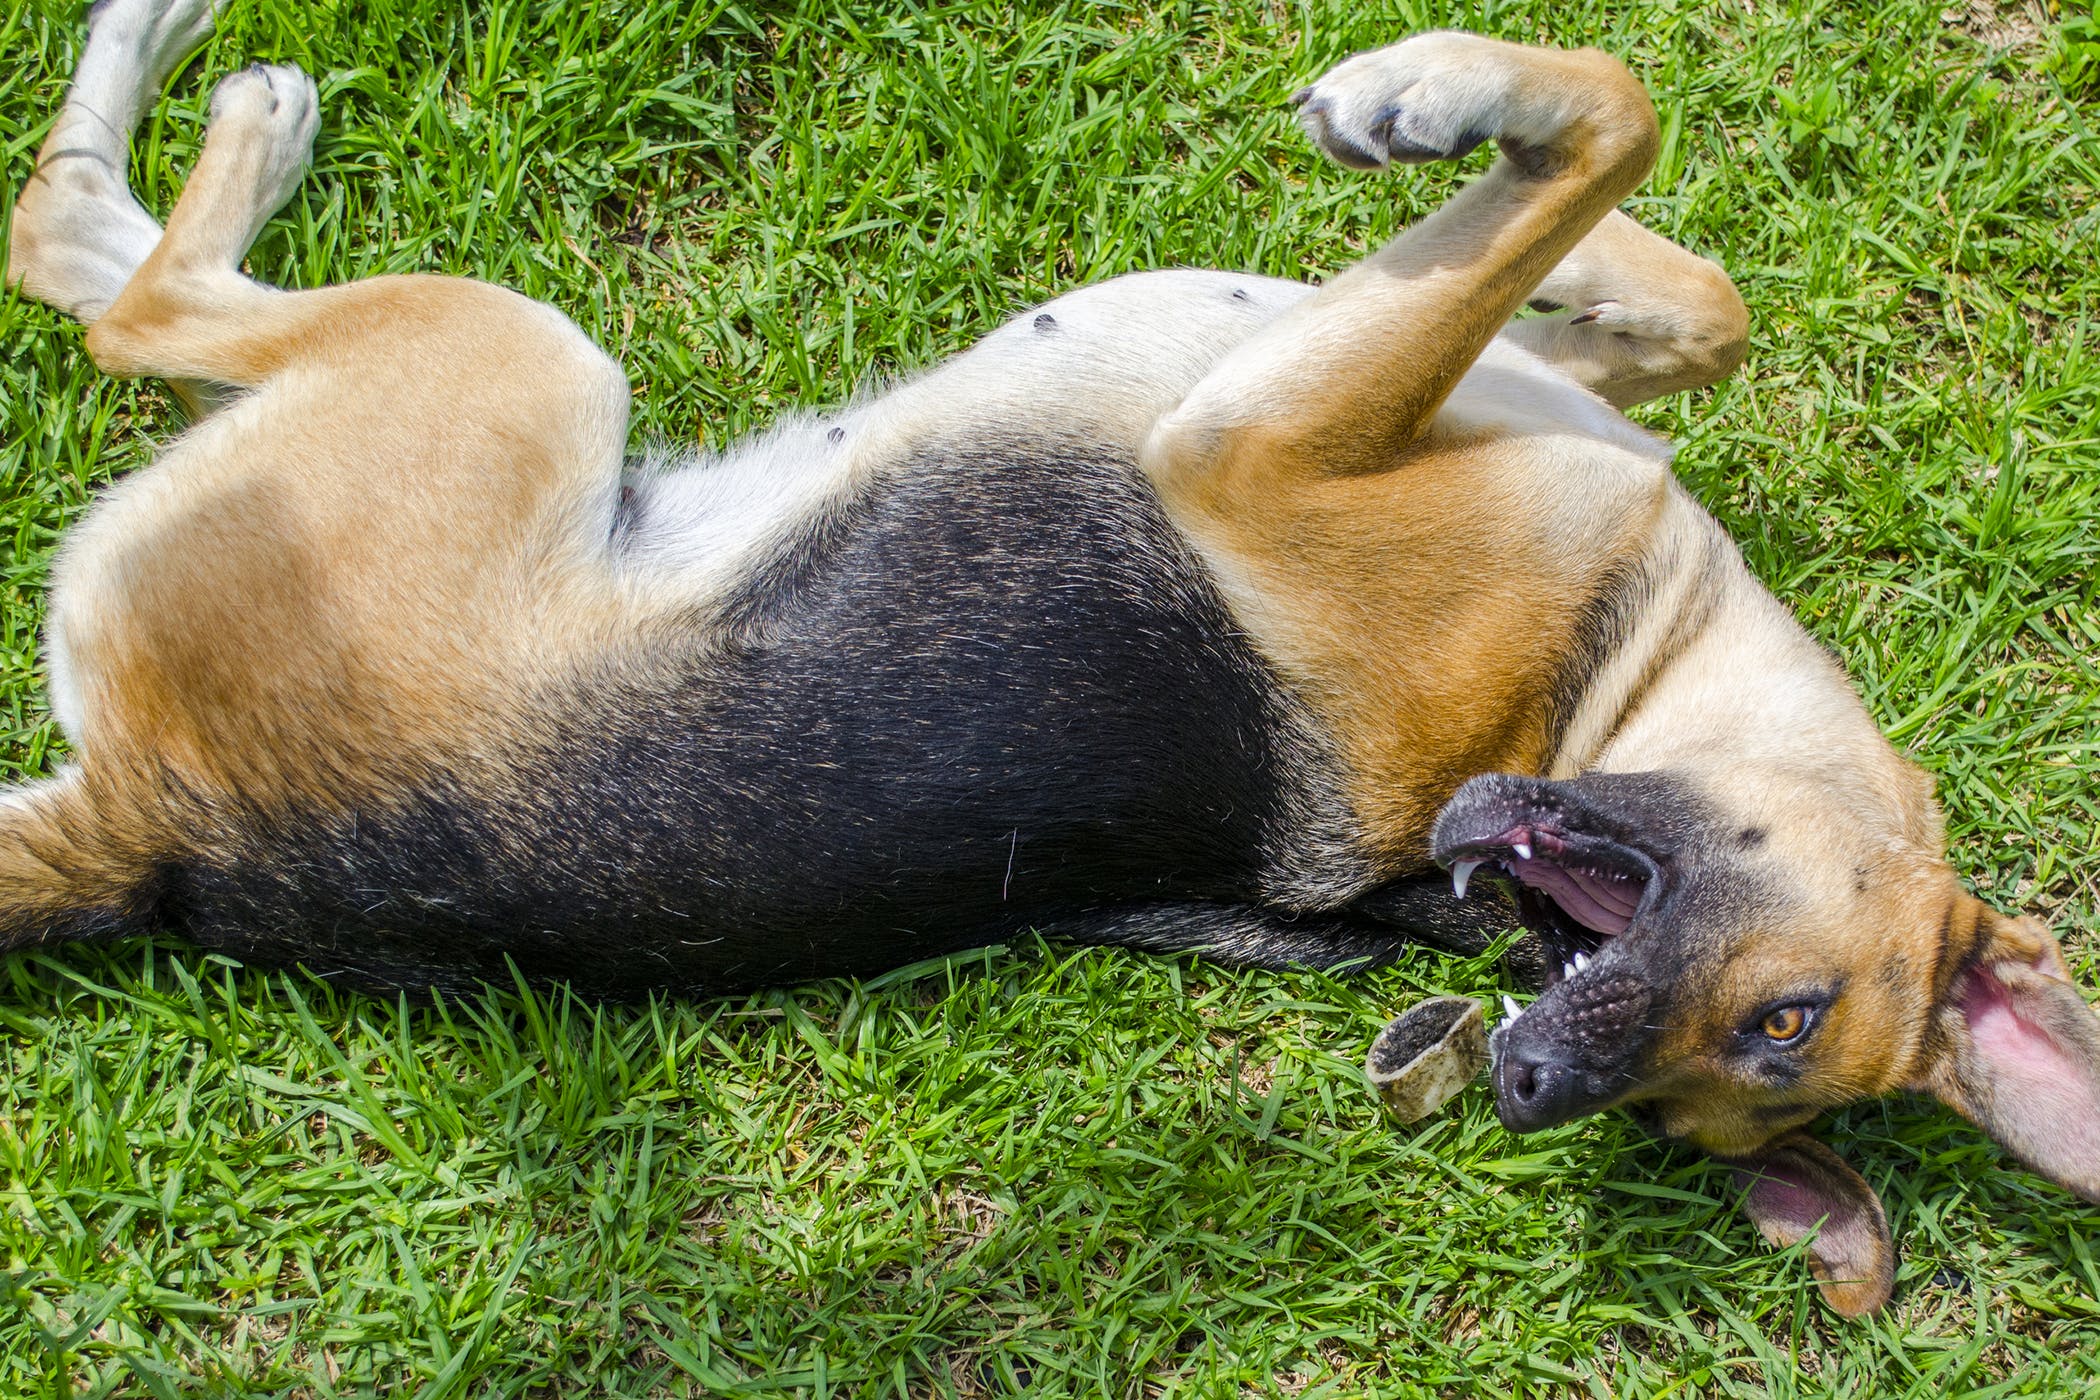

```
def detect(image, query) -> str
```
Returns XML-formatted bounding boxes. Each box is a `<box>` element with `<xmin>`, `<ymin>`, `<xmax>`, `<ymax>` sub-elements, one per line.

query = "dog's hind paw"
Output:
<box><xmin>88</xmin><ymin>0</ymin><xmax>222</xmax><ymax>94</ymax></box>
<box><xmin>204</xmin><ymin>63</ymin><xmax>320</xmax><ymax>228</ymax></box>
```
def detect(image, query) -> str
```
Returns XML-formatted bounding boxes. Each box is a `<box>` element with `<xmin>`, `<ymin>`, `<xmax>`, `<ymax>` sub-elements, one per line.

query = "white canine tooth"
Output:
<box><xmin>1512</xmin><ymin>842</ymin><xmax>1533</xmax><ymax>860</ymax></box>
<box><xmin>1562</xmin><ymin>960</ymin><xmax>1576</xmax><ymax>981</ymax></box>
<box><xmin>1574</xmin><ymin>950</ymin><xmax>1592</xmax><ymax>972</ymax></box>
<box><xmin>1502</xmin><ymin>994</ymin><xmax>1523</xmax><ymax>1023</ymax></box>
<box><xmin>1452</xmin><ymin>858</ymin><xmax>1483</xmax><ymax>899</ymax></box>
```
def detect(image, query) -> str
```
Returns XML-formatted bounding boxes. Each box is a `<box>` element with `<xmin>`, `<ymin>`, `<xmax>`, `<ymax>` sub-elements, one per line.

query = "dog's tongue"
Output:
<box><xmin>1508</xmin><ymin>857</ymin><xmax>1638</xmax><ymax>935</ymax></box>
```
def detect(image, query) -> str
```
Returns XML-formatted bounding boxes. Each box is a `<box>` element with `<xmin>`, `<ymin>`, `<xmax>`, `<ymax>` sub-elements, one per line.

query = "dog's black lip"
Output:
<box><xmin>1434</xmin><ymin>811</ymin><xmax>1660</xmax><ymax>880</ymax></box>
<box><xmin>1437</xmin><ymin>815</ymin><xmax>1664</xmax><ymax>987</ymax></box>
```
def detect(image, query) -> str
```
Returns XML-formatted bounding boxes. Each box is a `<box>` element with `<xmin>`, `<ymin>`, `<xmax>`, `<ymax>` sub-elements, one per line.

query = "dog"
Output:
<box><xmin>6</xmin><ymin>0</ymin><xmax>2097</xmax><ymax>1317</ymax></box>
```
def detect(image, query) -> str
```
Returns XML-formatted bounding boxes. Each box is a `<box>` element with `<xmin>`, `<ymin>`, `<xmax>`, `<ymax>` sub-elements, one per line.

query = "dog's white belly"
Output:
<box><xmin>618</xmin><ymin>270</ymin><xmax>1307</xmax><ymax>593</ymax></box>
<box><xmin>618</xmin><ymin>268</ymin><xmax>1666</xmax><ymax>596</ymax></box>
<box><xmin>885</xmin><ymin>269</ymin><xmax>1320</xmax><ymax>448</ymax></box>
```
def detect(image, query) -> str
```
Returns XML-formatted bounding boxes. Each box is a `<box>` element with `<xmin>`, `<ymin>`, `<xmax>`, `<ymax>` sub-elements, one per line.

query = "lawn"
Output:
<box><xmin>3</xmin><ymin>0</ymin><xmax>2098</xmax><ymax>1394</ymax></box>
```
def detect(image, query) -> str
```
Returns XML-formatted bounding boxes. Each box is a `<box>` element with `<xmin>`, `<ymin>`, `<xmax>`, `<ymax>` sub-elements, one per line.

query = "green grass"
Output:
<box><xmin>3</xmin><ymin>0</ymin><xmax>2099</xmax><ymax>1393</ymax></box>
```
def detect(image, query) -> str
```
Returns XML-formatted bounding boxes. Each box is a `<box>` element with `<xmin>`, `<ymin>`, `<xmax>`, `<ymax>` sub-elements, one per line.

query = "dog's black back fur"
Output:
<box><xmin>149</xmin><ymin>443</ymin><xmax>1487</xmax><ymax>994</ymax></box>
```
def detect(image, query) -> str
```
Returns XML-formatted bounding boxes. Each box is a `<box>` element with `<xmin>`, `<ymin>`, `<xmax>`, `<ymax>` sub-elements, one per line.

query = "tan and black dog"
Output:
<box><xmin>6</xmin><ymin>0</ymin><xmax>2097</xmax><ymax>1316</ymax></box>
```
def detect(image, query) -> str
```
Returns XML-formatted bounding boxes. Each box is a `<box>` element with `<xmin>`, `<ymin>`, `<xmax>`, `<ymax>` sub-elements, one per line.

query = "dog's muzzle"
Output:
<box><xmin>1489</xmin><ymin>969</ymin><xmax>1654</xmax><ymax>1131</ymax></box>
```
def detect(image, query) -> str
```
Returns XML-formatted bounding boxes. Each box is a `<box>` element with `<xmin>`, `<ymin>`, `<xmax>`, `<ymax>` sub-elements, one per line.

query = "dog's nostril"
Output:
<box><xmin>1511</xmin><ymin>1058</ymin><xmax>1579</xmax><ymax>1110</ymax></box>
<box><xmin>1494</xmin><ymin>1051</ymin><xmax>1590</xmax><ymax>1132</ymax></box>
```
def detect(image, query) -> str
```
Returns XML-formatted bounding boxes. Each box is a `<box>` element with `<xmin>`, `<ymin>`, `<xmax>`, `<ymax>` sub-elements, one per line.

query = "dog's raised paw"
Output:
<box><xmin>1293</xmin><ymin>32</ymin><xmax>1519</xmax><ymax>171</ymax></box>
<box><xmin>205</xmin><ymin>63</ymin><xmax>320</xmax><ymax>223</ymax></box>
<box><xmin>89</xmin><ymin>0</ymin><xmax>221</xmax><ymax>93</ymax></box>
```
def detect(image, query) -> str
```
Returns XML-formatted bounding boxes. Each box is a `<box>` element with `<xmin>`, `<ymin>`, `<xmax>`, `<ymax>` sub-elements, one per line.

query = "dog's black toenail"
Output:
<box><xmin>1033</xmin><ymin>313</ymin><xmax>1056</xmax><ymax>332</ymax></box>
<box><xmin>1325</xmin><ymin>132</ymin><xmax>1388</xmax><ymax>170</ymax></box>
<box><xmin>826</xmin><ymin>425</ymin><xmax>844</xmax><ymax>444</ymax></box>
<box><xmin>1384</xmin><ymin>135</ymin><xmax>1444</xmax><ymax>163</ymax></box>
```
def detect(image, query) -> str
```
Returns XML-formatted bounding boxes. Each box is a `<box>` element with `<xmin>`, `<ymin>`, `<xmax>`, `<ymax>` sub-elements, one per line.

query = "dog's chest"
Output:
<box><xmin>618</xmin><ymin>270</ymin><xmax>1314</xmax><ymax>591</ymax></box>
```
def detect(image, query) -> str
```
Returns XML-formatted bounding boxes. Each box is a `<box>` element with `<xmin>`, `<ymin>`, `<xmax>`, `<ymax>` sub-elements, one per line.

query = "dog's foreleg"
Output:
<box><xmin>1135</xmin><ymin>35</ymin><xmax>1677</xmax><ymax>852</ymax></box>
<box><xmin>1502</xmin><ymin>210</ymin><xmax>1748</xmax><ymax>407</ymax></box>
<box><xmin>1144</xmin><ymin>33</ymin><xmax>1659</xmax><ymax>488</ymax></box>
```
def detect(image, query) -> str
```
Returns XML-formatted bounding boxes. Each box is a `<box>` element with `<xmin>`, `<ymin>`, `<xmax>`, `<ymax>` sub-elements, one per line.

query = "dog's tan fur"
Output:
<box><xmin>7</xmin><ymin>3</ymin><xmax>2098</xmax><ymax>1317</ymax></box>
<box><xmin>1141</xmin><ymin>42</ymin><xmax>1746</xmax><ymax>852</ymax></box>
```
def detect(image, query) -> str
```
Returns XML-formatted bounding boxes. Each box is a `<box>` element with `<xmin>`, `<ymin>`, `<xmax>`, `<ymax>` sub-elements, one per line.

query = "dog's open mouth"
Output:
<box><xmin>1441</xmin><ymin>821</ymin><xmax>1657</xmax><ymax>988</ymax></box>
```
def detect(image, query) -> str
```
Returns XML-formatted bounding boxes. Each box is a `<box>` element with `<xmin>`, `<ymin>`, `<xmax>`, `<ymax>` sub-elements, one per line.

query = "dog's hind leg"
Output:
<box><xmin>1502</xmin><ymin>210</ymin><xmax>1748</xmax><ymax>407</ymax></box>
<box><xmin>46</xmin><ymin>55</ymin><xmax>631</xmax><ymax>767</ymax></box>
<box><xmin>4</xmin><ymin>12</ymin><xmax>632</xmax><ymax>951</ymax></box>
<box><xmin>8</xmin><ymin>0</ymin><xmax>224</xmax><ymax>413</ymax></box>
<box><xmin>77</xmin><ymin>59</ymin><xmax>322</xmax><ymax>388</ymax></box>
<box><xmin>17</xmin><ymin>12</ymin><xmax>629</xmax><ymax>779</ymax></box>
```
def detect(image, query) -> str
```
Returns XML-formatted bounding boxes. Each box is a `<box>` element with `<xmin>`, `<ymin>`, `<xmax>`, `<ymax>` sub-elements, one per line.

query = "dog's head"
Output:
<box><xmin>1432</xmin><ymin>766</ymin><xmax>2100</xmax><ymax>1315</ymax></box>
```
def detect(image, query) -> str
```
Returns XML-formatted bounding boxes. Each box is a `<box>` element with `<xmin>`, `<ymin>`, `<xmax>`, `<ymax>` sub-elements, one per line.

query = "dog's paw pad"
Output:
<box><xmin>208</xmin><ymin>64</ymin><xmax>317</xmax><ymax>137</ymax></box>
<box><xmin>1296</xmin><ymin>96</ymin><xmax>1399</xmax><ymax>170</ymax></box>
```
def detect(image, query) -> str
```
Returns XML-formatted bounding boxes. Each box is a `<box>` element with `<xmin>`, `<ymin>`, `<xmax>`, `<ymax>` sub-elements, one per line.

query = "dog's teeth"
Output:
<box><xmin>1451</xmin><ymin>858</ymin><xmax>1483</xmax><ymax>899</ymax></box>
<box><xmin>1502</xmin><ymin>994</ymin><xmax>1522</xmax><ymax>1023</ymax></box>
<box><xmin>1573</xmin><ymin>950</ymin><xmax>1591</xmax><ymax>972</ymax></box>
<box><xmin>1561</xmin><ymin>960</ymin><xmax>1575</xmax><ymax>981</ymax></box>
<box><xmin>1512</xmin><ymin>842</ymin><xmax>1533</xmax><ymax>860</ymax></box>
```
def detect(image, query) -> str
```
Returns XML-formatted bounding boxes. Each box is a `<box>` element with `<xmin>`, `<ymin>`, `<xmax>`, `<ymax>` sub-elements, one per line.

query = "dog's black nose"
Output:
<box><xmin>1488</xmin><ymin>970</ymin><xmax>1654</xmax><ymax>1132</ymax></box>
<box><xmin>1492</xmin><ymin>1047</ymin><xmax>1590</xmax><ymax>1131</ymax></box>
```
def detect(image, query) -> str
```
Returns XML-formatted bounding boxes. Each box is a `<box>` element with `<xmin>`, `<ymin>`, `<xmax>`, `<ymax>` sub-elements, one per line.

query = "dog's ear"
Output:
<box><xmin>1911</xmin><ymin>909</ymin><xmax>2100</xmax><ymax>1203</ymax></box>
<box><xmin>1726</xmin><ymin>1132</ymin><xmax>1894</xmax><ymax>1317</ymax></box>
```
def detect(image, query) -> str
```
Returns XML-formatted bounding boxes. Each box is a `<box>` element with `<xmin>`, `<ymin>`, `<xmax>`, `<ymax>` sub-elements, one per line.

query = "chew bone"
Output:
<box><xmin>1365</xmin><ymin>996</ymin><xmax>1489</xmax><ymax>1122</ymax></box>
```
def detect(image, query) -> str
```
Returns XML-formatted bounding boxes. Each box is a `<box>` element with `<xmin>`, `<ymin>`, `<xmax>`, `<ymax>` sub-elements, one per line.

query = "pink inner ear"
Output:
<box><xmin>1964</xmin><ymin>967</ymin><xmax>2068</xmax><ymax>1080</ymax></box>
<box><xmin>1965</xmin><ymin>969</ymin><xmax>2083</xmax><ymax>1083</ymax></box>
<box><xmin>1741</xmin><ymin>1160</ymin><xmax>1840</xmax><ymax>1238</ymax></box>
<box><xmin>1960</xmin><ymin>965</ymin><xmax>2100</xmax><ymax>1171</ymax></box>
<box><xmin>1731</xmin><ymin>1137</ymin><xmax>1893</xmax><ymax>1315</ymax></box>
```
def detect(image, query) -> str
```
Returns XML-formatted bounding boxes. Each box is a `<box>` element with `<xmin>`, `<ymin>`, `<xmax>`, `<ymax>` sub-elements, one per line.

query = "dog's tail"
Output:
<box><xmin>0</xmin><ymin>770</ymin><xmax>160</xmax><ymax>951</ymax></box>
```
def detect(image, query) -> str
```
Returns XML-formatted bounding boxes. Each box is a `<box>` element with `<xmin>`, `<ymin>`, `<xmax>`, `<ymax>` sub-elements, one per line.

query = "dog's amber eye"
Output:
<box><xmin>1761</xmin><ymin>1006</ymin><xmax>1809</xmax><ymax>1042</ymax></box>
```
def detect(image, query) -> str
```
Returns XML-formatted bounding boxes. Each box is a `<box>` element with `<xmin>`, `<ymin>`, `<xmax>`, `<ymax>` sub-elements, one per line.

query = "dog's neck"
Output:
<box><xmin>1556</xmin><ymin>481</ymin><xmax>1935</xmax><ymax>852</ymax></box>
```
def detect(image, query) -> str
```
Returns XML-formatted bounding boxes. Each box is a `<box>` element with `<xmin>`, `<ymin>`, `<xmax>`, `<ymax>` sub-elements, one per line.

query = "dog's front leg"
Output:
<box><xmin>1136</xmin><ymin>35</ymin><xmax>1667</xmax><ymax>852</ymax></box>
<box><xmin>1143</xmin><ymin>33</ymin><xmax>1659</xmax><ymax>491</ymax></box>
<box><xmin>1503</xmin><ymin>210</ymin><xmax>1749</xmax><ymax>408</ymax></box>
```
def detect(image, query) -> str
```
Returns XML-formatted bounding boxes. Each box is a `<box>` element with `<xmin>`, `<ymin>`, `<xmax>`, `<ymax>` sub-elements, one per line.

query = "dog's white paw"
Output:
<box><xmin>87</xmin><ymin>0</ymin><xmax>222</xmax><ymax>93</ymax></box>
<box><xmin>1292</xmin><ymin>32</ymin><xmax>1528</xmax><ymax>171</ymax></box>
<box><xmin>206</xmin><ymin>63</ymin><xmax>320</xmax><ymax>218</ymax></box>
